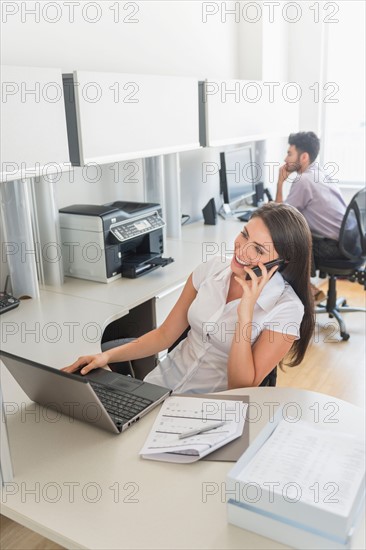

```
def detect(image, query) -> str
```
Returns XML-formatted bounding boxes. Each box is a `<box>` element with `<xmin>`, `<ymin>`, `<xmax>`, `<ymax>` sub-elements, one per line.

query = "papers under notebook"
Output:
<box><xmin>140</xmin><ymin>396</ymin><xmax>247</xmax><ymax>463</ymax></box>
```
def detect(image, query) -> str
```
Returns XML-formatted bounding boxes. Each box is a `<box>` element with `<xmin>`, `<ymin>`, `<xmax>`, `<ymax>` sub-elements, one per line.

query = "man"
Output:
<box><xmin>275</xmin><ymin>131</ymin><xmax>347</xmax><ymax>301</ymax></box>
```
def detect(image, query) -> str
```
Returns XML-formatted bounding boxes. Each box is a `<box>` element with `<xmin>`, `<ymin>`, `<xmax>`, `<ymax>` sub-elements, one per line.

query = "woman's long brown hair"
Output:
<box><xmin>251</xmin><ymin>203</ymin><xmax>315</xmax><ymax>367</ymax></box>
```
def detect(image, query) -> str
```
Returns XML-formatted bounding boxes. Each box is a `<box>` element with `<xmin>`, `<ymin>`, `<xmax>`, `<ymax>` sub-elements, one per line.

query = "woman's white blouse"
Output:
<box><xmin>144</xmin><ymin>256</ymin><xmax>304</xmax><ymax>394</ymax></box>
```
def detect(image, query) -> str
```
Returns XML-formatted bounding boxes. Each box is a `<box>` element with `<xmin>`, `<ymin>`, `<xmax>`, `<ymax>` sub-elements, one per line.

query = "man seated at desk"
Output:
<box><xmin>275</xmin><ymin>131</ymin><xmax>348</xmax><ymax>302</ymax></box>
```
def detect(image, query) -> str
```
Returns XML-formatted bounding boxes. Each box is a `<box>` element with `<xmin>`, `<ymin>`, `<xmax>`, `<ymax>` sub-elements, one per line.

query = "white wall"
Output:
<box><xmin>55</xmin><ymin>161</ymin><xmax>146</xmax><ymax>209</ymax></box>
<box><xmin>2</xmin><ymin>1</ymin><xmax>359</xmax><ymax>295</ymax></box>
<box><xmin>236</xmin><ymin>1</ymin><xmax>344</xmax><ymax>194</ymax></box>
<box><xmin>2</xmin><ymin>1</ymin><xmax>333</xmax><ymax>220</ymax></box>
<box><xmin>180</xmin><ymin>147</ymin><xmax>222</xmax><ymax>222</ymax></box>
<box><xmin>288</xmin><ymin>2</ymin><xmax>325</xmax><ymax>135</ymax></box>
<box><xmin>1</xmin><ymin>0</ymin><xmax>240</xmax><ymax>220</ymax></box>
<box><xmin>2</xmin><ymin>2</ymin><xmax>238</xmax><ymax>78</ymax></box>
<box><xmin>3</xmin><ymin>1</ymin><xmax>351</xmax><ymax>248</ymax></box>
<box><xmin>237</xmin><ymin>3</ymin><xmax>290</xmax><ymax>194</ymax></box>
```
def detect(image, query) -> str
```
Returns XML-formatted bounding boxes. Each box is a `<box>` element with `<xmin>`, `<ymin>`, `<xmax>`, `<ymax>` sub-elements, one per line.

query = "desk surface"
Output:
<box><xmin>40</xmin><ymin>238</ymin><xmax>204</xmax><ymax>308</ymax></box>
<box><xmin>0</xmin><ymin>290</ymin><xmax>128</xmax><ymax>368</ymax></box>
<box><xmin>40</xmin><ymin>218</ymin><xmax>243</xmax><ymax>308</ymax></box>
<box><xmin>0</xmin><ymin>218</ymin><xmax>241</xmax><ymax>367</ymax></box>
<box><xmin>2</xmin><ymin>218</ymin><xmax>364</xmax><ymax>549</ymax></box>
<box><xmin>1</xmin><ymin>379</ymin><xmax>364</xmax><ymax>550</ymax></box>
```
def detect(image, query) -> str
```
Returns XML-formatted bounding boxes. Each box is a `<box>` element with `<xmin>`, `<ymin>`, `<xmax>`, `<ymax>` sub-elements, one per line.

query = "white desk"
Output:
<box><xmin>1</xmin><ymin>219</ymin><xmax>242</xmax><ymax>367</ymax></box>
<box><xmin>180</xmin><ymin>215</ymin><xmax>243</xmax><ymax>245</ymax></box>
<box><xmin>39</xmin><ymin>220</ymin><xmax>243</xmax><ymax>308</ymax></box>
<box><xmin>0</xmin><ymin>291</ymin><xmax>128</xmax><ymax>368</ymax></box>
<box><xmin>39</xmin><ymin>238</ymin><xmax>205</xmax><ymax>309</ymax></box>
<box><xmin>0</xmin><ymin>381</ymin><xmax>364</xmax><ymax>550</ymax></box>
<box><xmin>1</xmin><ymin>219</ymin><xmax>365</xmax><ymax>548</ymax></box>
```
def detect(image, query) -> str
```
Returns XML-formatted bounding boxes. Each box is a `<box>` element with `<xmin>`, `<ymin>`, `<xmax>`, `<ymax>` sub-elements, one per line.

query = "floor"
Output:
<box><xmin>1</xmin><ymin>279</ymin><xmax>365</xmax><ymax>549</ymax></box>
<box><xmin>277</xmin><ymin>279</ymin><xmax>366</xmax><ymax>408</ymax></box>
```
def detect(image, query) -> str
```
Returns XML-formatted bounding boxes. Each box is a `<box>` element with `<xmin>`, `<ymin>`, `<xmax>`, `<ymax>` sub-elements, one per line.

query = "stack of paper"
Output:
<box><xmin>140</xmin><ymin>396</ymin><xmax>247</xmax><ymax>463</ymax></box>
<box><xmin>227</xmin><ymin>410</ymin><xmax>365</xmax><ymax>549</ymax></box>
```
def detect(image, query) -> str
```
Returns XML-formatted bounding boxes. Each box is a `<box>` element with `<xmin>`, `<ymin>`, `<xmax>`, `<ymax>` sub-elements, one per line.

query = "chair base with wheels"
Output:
<box><xmin>316</xmin><ymin>266</ymin><xmax>366</xmax><ymax>341</ymax></box>
<box><xmin>315</xmin><ymin>187</ymin><xmax>366</xmax><ymax>341</ymax></box>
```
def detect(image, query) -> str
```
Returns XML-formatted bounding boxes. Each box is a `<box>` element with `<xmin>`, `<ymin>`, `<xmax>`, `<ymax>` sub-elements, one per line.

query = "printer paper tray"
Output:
<box><xmin>121</xmin><ymin>254</ymin><xmax>174</xmax><ymax>278</ymax></box>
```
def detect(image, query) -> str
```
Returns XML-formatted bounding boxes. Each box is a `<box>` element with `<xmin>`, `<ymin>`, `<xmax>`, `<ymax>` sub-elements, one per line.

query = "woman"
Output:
<box><xmin>63</xmin><ymin>203</ymin><xmax>315</xmax><ymax>392</ymax></box>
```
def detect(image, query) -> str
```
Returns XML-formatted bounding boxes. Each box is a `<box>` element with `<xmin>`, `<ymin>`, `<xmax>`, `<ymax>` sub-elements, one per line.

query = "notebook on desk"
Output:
<box><xmin>189</xmin><ymin>394</ymin><xmax>250</xmax><ymax>462</ymax></box>
<box><xmin>0</xmin><ymin>351</ymin><xmax>170</xmax><ymax>434</ymax></box>
<box><xmin>140</xmin><ymin>395</ymin><xmax>247</xmax><ymax>463</ymax></box>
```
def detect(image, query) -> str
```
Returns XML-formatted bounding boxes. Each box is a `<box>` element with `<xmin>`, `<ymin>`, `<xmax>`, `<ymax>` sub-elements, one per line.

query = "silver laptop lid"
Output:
<box><xmin>1</xmin><ymin>351</ymin><xmax>120</xmax><ymax>433</ymax></box>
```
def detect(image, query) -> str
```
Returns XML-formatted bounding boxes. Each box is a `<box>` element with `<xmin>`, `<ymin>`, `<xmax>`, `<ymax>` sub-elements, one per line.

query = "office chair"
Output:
<box><xmin>168</xmin><ymin>327</ymin><xmax>277</xmax><ymax>387</ymax></box>
<box><xmin>101</xmin><ymin>338</ymin><xmax>136</xmax><ymax>377</ymax></box>
<box><xmin>315</xmin><ymin>188</ymin><xmax>366</xmax><ymax>341</ymax></box>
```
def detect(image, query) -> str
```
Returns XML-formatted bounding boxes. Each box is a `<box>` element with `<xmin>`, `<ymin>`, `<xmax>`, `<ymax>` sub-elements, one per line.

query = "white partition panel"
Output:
<box><xmin>72</xmin><ymin>71</ymin><xmax>200</xmax><ymax>164</ymax></box>
<box><xmin>0</xmin><ymin>179</ymin><xmax>40</xmax><ymax>299</ymax></box>
<box><xmin>203</xmin><ymin>79</ymin><xmax>299</xmax><ymax>147</ymax></box>
<box><xmin>0</xmin><ymin>66</ymin><xmax>71</xmax><ymax>182</ymax></box>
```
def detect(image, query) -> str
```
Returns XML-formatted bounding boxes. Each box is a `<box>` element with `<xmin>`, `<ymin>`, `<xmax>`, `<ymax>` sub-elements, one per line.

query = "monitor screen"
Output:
<box><xmin>219</xmin><ymin>146</ymin><xmax>255</xmax><ymax>207</ymax></box>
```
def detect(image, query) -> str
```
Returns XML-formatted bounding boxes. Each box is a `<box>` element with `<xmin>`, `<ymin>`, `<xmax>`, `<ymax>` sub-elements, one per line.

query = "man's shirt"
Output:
<box><xmin>285</xmin><ymin>163</ymin><xmax>346</xmax><ymax>240</ymax></box>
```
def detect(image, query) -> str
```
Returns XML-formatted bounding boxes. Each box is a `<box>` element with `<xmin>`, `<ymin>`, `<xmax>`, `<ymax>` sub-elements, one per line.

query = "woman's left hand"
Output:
<box><xmin>234</xmin><ymin>262</ymin><xmax>279</xmax><ymax>321</ymax></box>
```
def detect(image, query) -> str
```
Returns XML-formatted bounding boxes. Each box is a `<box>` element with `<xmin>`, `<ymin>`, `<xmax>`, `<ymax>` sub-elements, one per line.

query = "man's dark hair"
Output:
<box><xmin>288</xmin><ymin>131</ymin><xmax>320</xmax><ymax>163</ymax></box>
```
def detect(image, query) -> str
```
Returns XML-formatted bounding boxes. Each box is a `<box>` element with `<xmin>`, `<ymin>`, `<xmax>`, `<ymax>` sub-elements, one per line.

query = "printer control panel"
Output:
<box><xmin>110</xmin><ymin>211</ymin><xmax>165</xmax><ymax>243</ymax></box>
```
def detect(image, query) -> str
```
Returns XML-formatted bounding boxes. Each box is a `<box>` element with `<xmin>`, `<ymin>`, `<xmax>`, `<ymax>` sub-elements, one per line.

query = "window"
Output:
<box><xmin>322</xmin><ymin>1</ymin><xmax>365</xmax><ymax>186</ymax></box>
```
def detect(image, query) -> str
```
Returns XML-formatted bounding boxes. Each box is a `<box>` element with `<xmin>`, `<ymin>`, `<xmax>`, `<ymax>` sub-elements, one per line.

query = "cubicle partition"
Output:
<box><xmin>1</xmin><ymin>66</ymin><xmax>72</xmax><ymax>296</ymax></box>
<box><xmin>1</xmin><ymin>65</ymin><xmax>71</xmax><ymax>182</ymax></box>
<box><xmin>201</xmin><ymin>78</ymin><xmax>299</xmax><ymax>147</ymax></box>
<box><xmin>1</xmin><ymin>66</ymin><xmax>301</xmax><ymax>298</ymax></box>
<box><xmin>63</xmin><ymin>70</ymin><xmax>201</xmax><ymax>165</ymax></box>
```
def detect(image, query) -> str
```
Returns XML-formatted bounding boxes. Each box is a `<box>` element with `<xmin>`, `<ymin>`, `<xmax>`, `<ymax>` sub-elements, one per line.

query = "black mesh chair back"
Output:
<box><xmin>339</xmin><ymin>187</ymin><xmax>366</xmax><ymax>262</ymax></box>
<box><xmin>316</xmin><ymin>188</ymin><xmax>366</xmax><ymax>340</ymax></box>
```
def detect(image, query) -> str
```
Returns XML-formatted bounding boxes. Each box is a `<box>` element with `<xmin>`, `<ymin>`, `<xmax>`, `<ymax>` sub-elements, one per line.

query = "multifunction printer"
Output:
<box><xmin>59</xmin><ymin>201</ymin><xmax>173</xmax><ymax>283</ymax></box>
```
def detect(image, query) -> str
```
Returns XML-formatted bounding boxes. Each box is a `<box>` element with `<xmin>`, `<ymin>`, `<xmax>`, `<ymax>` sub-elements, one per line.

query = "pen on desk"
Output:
<box><xmin>178</xmin><ymin>421</ymin><xmax>226</xmax><ymax>440</ymax></box>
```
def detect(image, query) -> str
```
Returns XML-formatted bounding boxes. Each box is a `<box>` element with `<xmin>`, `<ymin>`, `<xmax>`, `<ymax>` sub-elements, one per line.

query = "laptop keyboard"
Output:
<box><xmin>90</xmin><ymin>381</ymin><xmax>152</xmax><ymax>424</ymax></box>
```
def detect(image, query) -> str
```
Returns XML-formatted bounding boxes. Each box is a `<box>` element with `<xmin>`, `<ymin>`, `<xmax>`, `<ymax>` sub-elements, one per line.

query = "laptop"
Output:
<box><xmin>0</xmin><ymin>350</ymin><xmax>171</xmax><ymax>434</ymax></box>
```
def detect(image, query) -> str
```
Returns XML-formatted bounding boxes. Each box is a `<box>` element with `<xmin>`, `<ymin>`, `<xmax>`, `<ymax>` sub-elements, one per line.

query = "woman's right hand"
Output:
<box><xmin>62</xmin><ymin>352</ymin><xmax>110</xmax><ymax>375</ymax></box>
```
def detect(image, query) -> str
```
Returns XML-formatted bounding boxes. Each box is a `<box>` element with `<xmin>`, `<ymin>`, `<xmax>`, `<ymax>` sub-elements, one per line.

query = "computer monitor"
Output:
<box><xmin>219</xmin><ymin>146</ymin><xmax>255</xmax><ymax>210</ymax></box>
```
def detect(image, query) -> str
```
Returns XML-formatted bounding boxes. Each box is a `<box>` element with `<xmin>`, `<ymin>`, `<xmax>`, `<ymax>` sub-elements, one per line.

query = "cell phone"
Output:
<box><xmin>245</xmin><ymin>258</ymin><xmax>284</xmax><ymax>280</ymax></box>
